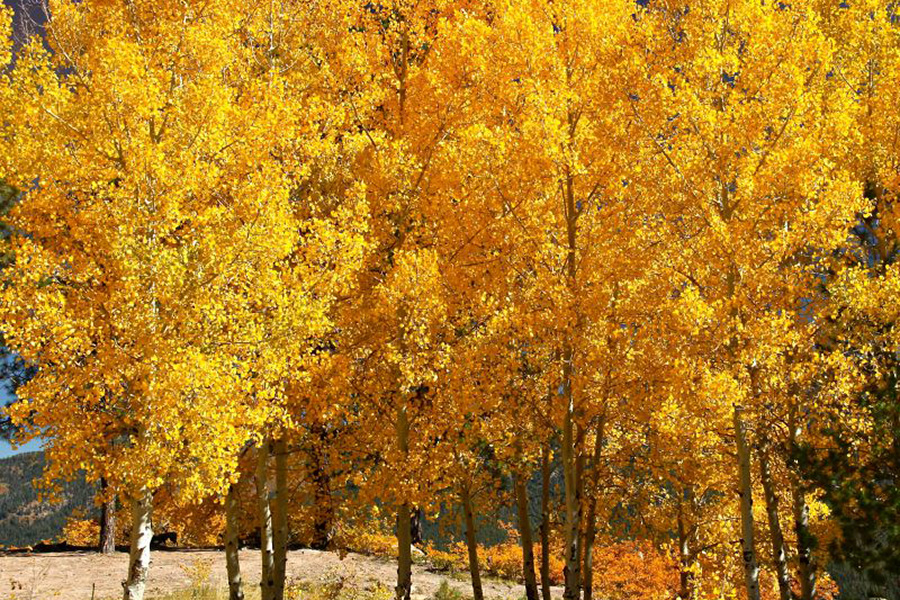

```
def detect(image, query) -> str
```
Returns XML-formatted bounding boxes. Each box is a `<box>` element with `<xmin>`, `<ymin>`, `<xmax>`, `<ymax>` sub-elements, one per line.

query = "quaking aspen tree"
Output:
<box><xmin>633</xmin><ymin>1</ymin><xmax>864</xmax><ymax>597</ymax></box>
<box><xmin>446</xmin><ymin>4</ymin><xmax>660</xmax><ymax>596</ymax></box>
<box><xmin>810</xmin><ymin>4</ymin><xmax>900</xmax><ymax>588</ymax></box>
<box><xmin>430</xmin><ymin>362</ymin><xmax>505</xmax><ymax>600</ymax></box>
<box><xmin>0</xmin><ymin>1</ymin><xmax>292</xmax><ymax>594</ymax></box>
<box><xmin>331</xmin><ymin>3</ymin><xmax>487</xmax><ymax>598</ymax></box>
<box><xmin>224</xmin><ymin>2</ymin><xmax>373</xmax><ymax>594</ymax></box>
<box><xmin>0</xmin><ymin>1</ymin><xmax>370</xmax><ymax>598</ymax></box>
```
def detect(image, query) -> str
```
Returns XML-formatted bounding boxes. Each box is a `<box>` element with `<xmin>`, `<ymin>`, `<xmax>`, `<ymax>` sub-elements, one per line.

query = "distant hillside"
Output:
<box><xmin>0</xmin><ymin>451</ymin><xmax>95</xmax><ymax>546</ymax></box>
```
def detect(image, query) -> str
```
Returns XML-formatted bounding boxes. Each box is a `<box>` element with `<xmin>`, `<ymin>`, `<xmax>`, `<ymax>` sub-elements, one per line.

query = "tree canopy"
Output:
<box><xmin>0</xmin><ymin>1</ymin><xmax>898</xmax><ymax>600</ymax></box>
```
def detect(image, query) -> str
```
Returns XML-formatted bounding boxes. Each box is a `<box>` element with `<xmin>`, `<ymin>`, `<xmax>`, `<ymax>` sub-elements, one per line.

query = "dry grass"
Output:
<box><xmin>143</xmin><ymin>556</ymin><xmax>396</xmax><ymax>600</ymax></box>
<box><xmin>145</xmin><ymin>573</ymin><xmax>474</xmax><ymax>600</ymax></box>
<box><xmin>0</xmin><ymin>549</ymin><xmax>546</xmax><ymax>600</ymax></box>
<box><xmin>146</xmin><ymin>579</ymin><xmax>396</xmax><ymax>600</ymax></box>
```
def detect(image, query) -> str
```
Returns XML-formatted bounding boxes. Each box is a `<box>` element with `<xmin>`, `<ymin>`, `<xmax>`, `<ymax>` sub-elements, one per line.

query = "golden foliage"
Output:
<box><xmin>0</xmin><ymin>0</ymin><xmax>894</xmax><ymax>597</ymax></box>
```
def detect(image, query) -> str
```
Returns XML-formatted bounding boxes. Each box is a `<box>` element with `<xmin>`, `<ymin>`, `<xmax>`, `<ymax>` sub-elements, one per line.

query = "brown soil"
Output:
<box><xmin>0</xmin><ymin>548</ymin><xmax>561</xmax><ymax>600</ymax></box>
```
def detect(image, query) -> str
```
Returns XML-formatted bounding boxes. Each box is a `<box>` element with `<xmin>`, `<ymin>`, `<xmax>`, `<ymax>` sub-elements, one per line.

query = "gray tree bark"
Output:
<box><xmin>225</xmin><ymin>483</ymin><xmax>245</xmax><ymax>600</ymax></box>
<box><xmin>460</xmin><ymin>485</ymin><xmax>484</xmax><ymax>600</ymax></box>
<box><xmin>99</xmin><ymin>477</ymin><xmax>116</xmax><ymax>554</ymax></box>
<box><xmin>561</xmin><ymin>351</ymin><xmax>581</xmax><ymax>600</ymax></box>
<box><xmin>514</xmin><ymin>472</ymin><xmax>539</xmax><ymax>600</ymax></box>
<box><xmin>540</xmin><ymin>445</ymin><xmax>552</xmax><ymax>600</ymax></box>
<box><xmin>308</xmin><ymin>424</ymin><xmax>334</xmax><ymax>550</ymax></box>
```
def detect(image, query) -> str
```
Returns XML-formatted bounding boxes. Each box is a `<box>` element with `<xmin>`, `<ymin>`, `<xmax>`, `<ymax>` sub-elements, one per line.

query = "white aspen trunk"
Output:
<box><xmin>460</xmin><ymin>485</ymin><xmax>484</xmax><ymax>600</ymax></box>
<box><xmin>225</xmin><ymin>483</ymin><xmax>244</xmax><ymax>600</ymax></box>
<box><xmin>540</xmin><ymin>445</ymin><xmax>552</xmax><ymax>600</ymax></box>
<box><xmin>561</xmin><ymin>355</ymin><xmax>581</xmax><ymax>600</ymax></box>
<box><xmin>789</xmin><ymin>411</ymin><xmax>816</xmax><ymax>600</ymax></box>
<box><xmin>581</xmin><ymin>500</ymin><xmax>597</xmax><ymax>600</ymax></box>
<box><xmin>272</xmin><ymin>438</ymin><xmax>288</xmax><ymax>600</ymax></box>
<box><xmin>759</xmin><ymin>446</ymin><xmax>790</xmax><ymax>600</ymax></box>
<box><xmin>561</xmin><ymin>103</ymin><xmax>582</xmax><ymax>598</ymax></box>
<box><xmin>514</xmin><ymin>472</ymin><xmax>539</xmax><ymax>600</ymax></box>
<box><xmin>676</xmin><ymin>503</ymin><xmax>693</xmax><ymax>600</ymax></box>
<box><xmin>122</xmin><ymin>489</ymin><xmax>152</xmax><ymax>600</ymax></box>
<box><xmin>395</xmin><ymin>405</ymin><xmax>412</xmax><ymax>600</ymax></box>
<box><xmin>792</xmin><ymin>483</ymin><xmax>815</xmax><ymax>600</ymax></box>
<box><xmin>574</xmin><ymin>439</ymin><xmax>585</xmax><ymax>575</ymax></box>
<box><xmin>581</xmin><ymin>419</ymin><xmax>605</xmax><ymax>600</ymax></box>
<box><xmin>256</xmin><ymin>442</ymin><xmax>275</xmax><ymax>600</ymax></box>
<box><xmin>734</xmin><ymin>406</ymin><xmax>760</xmax><ymax>600</ymax></box>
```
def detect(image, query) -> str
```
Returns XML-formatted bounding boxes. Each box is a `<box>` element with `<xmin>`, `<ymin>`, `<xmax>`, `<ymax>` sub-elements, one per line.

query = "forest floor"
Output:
<box><xmin>0</xmin><ymin>548</ymin><xmax>560</xmax><ymax>600</ymax></box>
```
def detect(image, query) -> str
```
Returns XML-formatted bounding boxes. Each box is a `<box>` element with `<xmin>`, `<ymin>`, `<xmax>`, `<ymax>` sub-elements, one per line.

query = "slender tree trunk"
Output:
<box><xmin>734</xmin><ymin>406</ymin><xmax>760</xmax><ymax>600</ymax></box>
<box><xmin>310</xmin><ymin>470</ymin><xmax>333</xmax><ymax>549</ymax></box>
<box><xmin>582</xmin><ymin>420</ymin><xmax>605</xmax><ymax>600</ymax></box>
<box><xmin>561</xmin><ymin>113</ymin><xmax>582</xmax><ymax>599</ymax></box>
<box><xmin>792</xmin><ymin>483</ymin><xmax>815</xmax><ymax>600</ymax></box>
<box><xmin>574</xmin><ymin>441</ymin><xmax>585</xmax><ymax>578</ymax></box>
<box><xmin>411</xmin><ymin>507</ymin><xmax>425</xmax><ymax>546</ymax></box>
<box><xmin>392</xmin><ymin>38</ymin><xmax>413</xmax><ymax>600</ymax></box>
<box><xmin>396</xmin><ymin>502</ymin><xmax>413</xmax><ymax>600</ymax></box>
<box><xmin>309</xmin><ymin>424</ymin><xmax>334</xmax><ymax>550</ymax></box>
<box><xmin>789</xmin><ymin>413</ymin><xmax>816</xmax><ymax>600</ymax></box>
<box><xmin>759</xmin><ymin>446</ymin><xmax>790</xmax><ymax>600</ymax></box>
<box><xmin>391</xmin><ymin>28</ymin><xmax>414</xmax><ymax>600</ymax></box>
<box><xmin>581</xmin><ymin>502</ymin><xmax>597</xmax><ymax>600</ymax></box>
<box><xmin>676</xmin><ymin>501</ymin><xmax>693</xmax><ymax>600</ymax></box>
<box><xmin>396</xmin><ymin>405</ymin><xmax>412</xmax><ymax>600</ymax></box>
<box><xmin>225</xmin><ymin>483</ymin><xmax>245</xmax><ymax>600</ymax></box>
<box><xmin>99</xmin><ymin>477</ymin><xmax>116</xmax><ymax>554</ymax></box>
<box><xmin>561</xmin><ymin>409</ymin><xmax>581</xmax><ymax>600</ymax></box>
<box><xmin>122</xmin><ymin>489</ymin><xmax>152</xmax><ymax>600</ymax></box>
<box><xmin>256</xmin><ymin>442</ymin><xmax>275</xmax><ymax>600</ymax></box>
<box><xmin>540</xmin><ymin>444</ymin><xmax>552</xmax><ymax>600</ymax></box>
<box><xmin>460</xmin><ymin>485</ymin><xmax>484</xmax><ymax>600</ymax></box>
<box><xmin>514</xmin><ymin>472</ymin><xmax>539</xmax><ymax>600</ymax></box>
<box><xmin>561</xmin><ymin>351</ymin><xmax>581</xmax><ymax>600</ymax></box>
<box><xmin>272</xmin><ymin>438</ymin><xmax>288</xmax><ymax>600</ymax></box>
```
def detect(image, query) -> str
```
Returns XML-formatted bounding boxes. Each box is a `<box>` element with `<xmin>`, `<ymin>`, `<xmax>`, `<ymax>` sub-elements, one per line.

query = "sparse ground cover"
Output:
<box><xmin>0</xmin><ymin>549</ymin><xmax>559</xmax><ymax>600</ymax></box>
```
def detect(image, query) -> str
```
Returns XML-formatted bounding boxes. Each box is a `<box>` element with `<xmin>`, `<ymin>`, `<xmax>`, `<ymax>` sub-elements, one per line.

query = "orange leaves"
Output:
<box><xmin>591</xmin><ymin>541</ymin><xmax>679</xmax><ymax>600</ymax></box>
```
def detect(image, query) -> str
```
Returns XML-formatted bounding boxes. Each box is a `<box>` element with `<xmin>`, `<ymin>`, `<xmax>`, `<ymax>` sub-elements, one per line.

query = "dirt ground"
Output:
<box><xmin>0</xmin><ymin>548</ymin><xmax>559</xmax><ymax>600</ymax></box>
